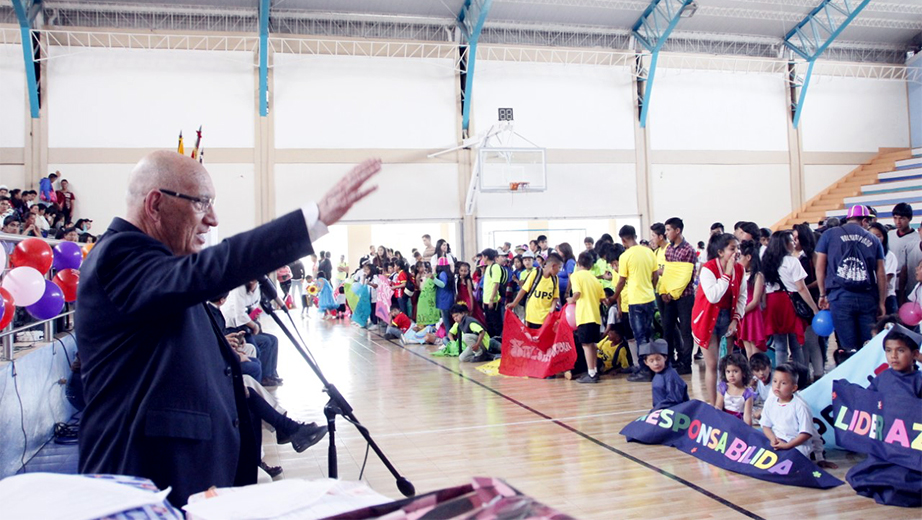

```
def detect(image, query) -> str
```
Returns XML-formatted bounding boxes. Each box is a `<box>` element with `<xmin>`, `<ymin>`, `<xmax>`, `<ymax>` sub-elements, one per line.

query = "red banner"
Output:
<box><xmin>498</xmin><ymin>310</ymin><xmax>577</xmax><ymax>378</ymax></box>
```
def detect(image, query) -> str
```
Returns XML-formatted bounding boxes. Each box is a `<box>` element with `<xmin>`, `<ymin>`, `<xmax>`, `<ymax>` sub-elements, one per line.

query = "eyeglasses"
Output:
<box><xmin>158</xmin><ymin>189</ymin><xmax>215</xmax><ymax>213</ymax></box>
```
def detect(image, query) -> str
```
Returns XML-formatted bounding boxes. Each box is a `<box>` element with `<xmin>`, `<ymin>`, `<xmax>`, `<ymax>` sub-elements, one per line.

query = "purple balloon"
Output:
<box><xmin>53</xmin><ymin>241</ymin><xmax>83</xmax><ymax>271</ymax></box>
<box><xmin>26</xmin><ymin>280</ymin><xmax>65</xmax><ymax>321</ymax></box>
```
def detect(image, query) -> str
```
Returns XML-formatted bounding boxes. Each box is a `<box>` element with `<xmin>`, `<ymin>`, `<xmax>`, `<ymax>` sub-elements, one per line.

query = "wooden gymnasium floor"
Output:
<box><xmin>258</xmin><ymin>313</ymin><xmax>914</xmax><ymax>520</ymax></box>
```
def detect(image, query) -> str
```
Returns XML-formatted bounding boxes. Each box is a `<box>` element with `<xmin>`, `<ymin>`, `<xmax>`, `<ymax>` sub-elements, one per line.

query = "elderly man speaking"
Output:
<box><xmin>76</xmin><ymin>151</ymin><xmax>380</xmax><ymax>505</ymax></box>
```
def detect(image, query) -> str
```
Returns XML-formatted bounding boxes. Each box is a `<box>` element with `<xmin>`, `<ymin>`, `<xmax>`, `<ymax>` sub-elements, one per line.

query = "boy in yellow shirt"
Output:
<box><xmin>568</xmin><ymin>252</ymin><xmax>606</xmax><ymax>383</ymax></box>
<box><xmin>610</xmin><ymin>225</ymin><xmax>659</xmax><ymax>383</ymax></box>
<box><xmin>507</xmin><ymin>253</ymin><xmax>562</xmax><ymax>328</ymax></box>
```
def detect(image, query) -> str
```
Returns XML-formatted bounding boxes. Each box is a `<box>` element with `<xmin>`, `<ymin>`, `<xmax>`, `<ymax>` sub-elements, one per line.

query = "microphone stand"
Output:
<box><xmin>257</xmin><ymin>292</ymin><xmax>415</xmax><ymax>498</ymax></box>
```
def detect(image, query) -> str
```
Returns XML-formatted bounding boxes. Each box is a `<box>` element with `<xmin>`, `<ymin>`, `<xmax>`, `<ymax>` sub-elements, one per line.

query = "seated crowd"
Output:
<box><xmin>0</xmin><ymin>173</ymin><xmax>95</xmax><ymax>248</ymax></box>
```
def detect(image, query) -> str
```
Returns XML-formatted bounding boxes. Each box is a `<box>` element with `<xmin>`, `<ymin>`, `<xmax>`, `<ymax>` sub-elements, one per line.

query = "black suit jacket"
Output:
<box><xmin>76</xmin><ymin>210</ymin><xmax>312</xmax><ymax>506</ymax></box>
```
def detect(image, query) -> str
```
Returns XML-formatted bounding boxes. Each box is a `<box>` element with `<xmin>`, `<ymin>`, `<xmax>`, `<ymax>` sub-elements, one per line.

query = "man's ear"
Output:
<box><xmin>144</xmin><ymin>191</ymin><xmax>164</xmax><ymax>223</ymax></box>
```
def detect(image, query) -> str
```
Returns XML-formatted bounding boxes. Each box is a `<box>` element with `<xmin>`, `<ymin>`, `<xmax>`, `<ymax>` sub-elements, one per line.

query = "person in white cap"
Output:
<box><xmin>815</xmin><ymin>204</ymin><xmax>887</xmax><ymax>362</ymax></box>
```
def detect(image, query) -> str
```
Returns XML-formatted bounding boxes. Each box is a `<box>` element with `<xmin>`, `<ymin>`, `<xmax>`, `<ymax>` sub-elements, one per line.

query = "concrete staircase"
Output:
<box><xmin>773</xmin><ymin>147</ymin><xmax>916</xmax><ymax>230</ymax></box>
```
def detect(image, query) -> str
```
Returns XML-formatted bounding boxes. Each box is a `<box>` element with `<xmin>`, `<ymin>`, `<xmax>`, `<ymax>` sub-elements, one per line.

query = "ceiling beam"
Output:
<box><xmin>10</xmin><ymin>0</ymin><xmax>42</xmax><ymax>118</ymax></box>
<box><xmin>458</xmin><ymin>0</ymin><xmax>494</xmax><ymax>134</ymax></box>
<box><xmin>631</xmin><ymin>0</ymin><xmax>694</xmax><ymax>127</ymax></box>
<box><xmin>785</xmin><ymin>0</ymin><xmax>873</xmax><ymax>128</ymax></box>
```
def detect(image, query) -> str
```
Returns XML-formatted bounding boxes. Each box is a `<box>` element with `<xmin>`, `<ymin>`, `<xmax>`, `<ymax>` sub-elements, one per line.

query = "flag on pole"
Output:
<box><xmin>191</xmin><ymin>125</ymin><xmax>202</xmax><ymax>160</ymax></box>
<box><xmin>177</xmin><ymin>131</ymin><xmax>184</xmax><ymax>155</ymax></box>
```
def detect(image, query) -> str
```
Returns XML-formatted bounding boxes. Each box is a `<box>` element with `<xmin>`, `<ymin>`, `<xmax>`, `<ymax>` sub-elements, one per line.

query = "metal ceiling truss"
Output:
<box><xmin>458</xmin><ymin>0</ymin><xmax>494</xmax><ymax>135</ymax></box>
<box><xmin>479</xmin><ymin>25</ymin><xmax>631</xmax><ymax>49</ymax></box>
<box><xmin>10</xmin><ymin>0</ymin><xmax>41</xmax><ymax>118</ymax></box>
<box><xmin>784</xmin><ymin>0</ymin><xmax>873</xmax><ymax>128</ymax></box>
<box><xmin>632</xmin><ymin>0</ymin><xmax>694</xmax><ymax>128</ymax></box>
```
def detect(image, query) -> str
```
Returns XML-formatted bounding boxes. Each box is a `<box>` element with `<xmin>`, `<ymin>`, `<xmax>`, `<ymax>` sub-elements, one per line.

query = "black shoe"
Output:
<box><xmin>260</xmin><ymin>378</ymin><xmax>278</xmax><ymax>388</ymax></box>
<box><xmin>259</xmin><ymin>460</ymin><xmax>283</xmax><ymax>478</ymax></box>
<box><xmin>694</xmin><ymin>350</ymin><xmax>703</xmax><ymax>360</ymax></box>
<box><xmin>675</xmin><ymin>364</ymin><xmax>692</xmax><ymax>375</ymax></box>
<box><xmin>627</xmin><ymin>370</ymin><xmax>654</xmax><ymax>382</ymax></box>
<box><xmin>291</xmin><ymin>423</ymin><xmax>329</xmax><ymax>453</ymax></box>
<box><xmin>576</xmin><ymin>373</ymin><xmax>600</xmax><ymax>384</ymax></box>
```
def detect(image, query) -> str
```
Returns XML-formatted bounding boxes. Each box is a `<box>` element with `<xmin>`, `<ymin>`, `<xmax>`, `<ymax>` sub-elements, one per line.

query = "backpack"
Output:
<box><xmin>524</xmin><ymin>267</ymin><xmax>558</xmax><ymax>308</ymax></box>
<box><xmin>834</xmin><ymin>232</ymin><xmax>872</xmax><ymax>291</ymax></box>
<box><xmin>490</xmin><ymin>263</ymin><xmax>509</xmax><ymax>286</ymax></box>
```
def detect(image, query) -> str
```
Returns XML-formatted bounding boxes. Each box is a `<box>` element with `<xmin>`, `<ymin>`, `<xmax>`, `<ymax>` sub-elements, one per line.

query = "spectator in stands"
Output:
<box><xmin>223</xmin><ymin>280</ymin><xmax>282</xmax><ymax>387</ymax></box>
<box><xmin>75</xmin><ymin>218</ymin><xmax>95</xmax><ymax>243</ymax></box>
<box><xmin>40</xmin><ymin>172</ymin><xmax>58</xmax><ymax>205</ymax></box>
<box><xmin>0</xmin><ymin>196</ymin><xmax>13</xmax><ymax>221</ymax></box>
<box><xmin>55</xmin><ymin>178</ymin><xmax>76</xmax><ymax>224</ymax></box>
<box><xmin>0</xmin><ymin>185</ymin><xmax>7</xmax><ymax>197</ymax></box>
<box><xmin>888</xmin><ymin>202</ymin><xmax>919</xmax><ymax>303</ymax></box>
<box><xmin>816</xmin><ymin>205</ymin><xmax>887</xmax><ymax>361</ymax></box>
<box><xmin>21</xmin><ymin>213</ymin><xmax>42</xmax><ymax>237</ymax></box>
<box><xmin>31</xmin><ymin>204</ymin><xmax>50</xmax><ymax>236</ymax></box>
<box><xmin>56</xmin><ymin>226</ymin><xmax>79</xmax><ymax>242</ymax></box>
<box><xmin>2</xmin><ymin>215</ymin><xmax>20</xmax><ymax>256</ymax></box>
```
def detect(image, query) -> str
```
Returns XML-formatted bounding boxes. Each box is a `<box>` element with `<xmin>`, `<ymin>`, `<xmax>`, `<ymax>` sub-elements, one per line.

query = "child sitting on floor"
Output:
<box><xmin>716</xmin><ymin>352</ymin><xmax>756</xmax><ymax>425</ymax></box>
<box><xmin>642</xmin><ymin>339</ymin><xmax>688</xmax><ymax>411</ymax></box>
<box><xmin>448</xmin><ymin>304</ymin><xmax>501</xmax><ymax>362</ymax></box>
<box><xmin>760</xmin><ymin>364</ymin><xmax>836</xmax><ymax>468</ymax></box>
<box><xmin>748</xmin><ymin>352</ymin><xmax>772</xmax><ymax>419</ymax></box>
<box><xmin>385</xmin><ymin>305</ymin><xmax>439</xmax><ymax>345</ymax></box>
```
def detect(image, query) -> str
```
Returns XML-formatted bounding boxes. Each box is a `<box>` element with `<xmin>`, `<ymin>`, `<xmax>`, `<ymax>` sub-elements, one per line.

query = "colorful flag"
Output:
<box><xmin>191</xmin><ymin>125</ymin><xmax>202</xmax><ymax>160</ymax></box>
<box><xmin>177</xmin><ymin>131</ymin><xmax>184</xmax><ymax>155</ymax></box>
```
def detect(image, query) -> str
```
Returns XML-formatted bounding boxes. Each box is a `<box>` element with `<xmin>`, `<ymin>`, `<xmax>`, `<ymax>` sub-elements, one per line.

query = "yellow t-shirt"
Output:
<box><xmin>521</xmin><ymin>270</ymin><xmax>559</xmax><ymax>325</ymax></box>
<box><xmin>483</xmin><ymin>263</ymin><xmax>504</xmax><ymax>304</ymax></box>
<box><xmin>611</xmin><ymin>271</ymin><xmax>629</xmax><ymax>313</ymax></box>
<box><xmin>619</xmin><ymin>245</ymin><xmax>657</xmax><ymax>306</ymax></box>
<box><xmin>569</xmin><ymin>270</ymin><xmax>603</xmax><ymax>325</ymax></box>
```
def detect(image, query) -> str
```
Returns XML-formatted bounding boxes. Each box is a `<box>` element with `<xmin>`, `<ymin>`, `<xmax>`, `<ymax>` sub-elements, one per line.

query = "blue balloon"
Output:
<box><xmin>812</xmin><ymin>309</ymin><xmax>835</xmax><ymax>337</ymax></box>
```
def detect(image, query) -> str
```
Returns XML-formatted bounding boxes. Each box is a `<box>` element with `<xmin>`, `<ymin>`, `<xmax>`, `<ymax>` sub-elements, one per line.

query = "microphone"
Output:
<box><xmin>257</xmin><ymin>275</ymin><xmax>288</xmax><ymax>312</ymax></box>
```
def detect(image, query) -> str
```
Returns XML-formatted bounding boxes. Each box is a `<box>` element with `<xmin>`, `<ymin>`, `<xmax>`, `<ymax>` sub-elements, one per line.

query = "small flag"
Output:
<box><xmin>191</xmin><ymin>125</ymin><xmax>202</xmax><ymax>160</ymax></box>
<box><xmin>177</xmin><ymin>131</ymin><xmax>184</xmax><ymax>155</ymax></box>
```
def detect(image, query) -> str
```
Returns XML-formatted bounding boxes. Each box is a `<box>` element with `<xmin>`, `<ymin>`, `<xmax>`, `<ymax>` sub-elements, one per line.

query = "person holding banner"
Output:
<box><xmin>506</xmin><ymin>253</ymin><xmax>562</xmax><ymax>329</ymax></box>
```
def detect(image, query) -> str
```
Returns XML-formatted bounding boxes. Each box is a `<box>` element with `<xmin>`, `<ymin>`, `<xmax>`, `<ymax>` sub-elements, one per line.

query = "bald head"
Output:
<box><xmin>126</xmin><ymin>150</ymin><xmax>218</xmax><ymax>256</ymax></box>
<box><xmin>127</xmin><ymin>151</ymin><xmax>209</xmax><ymax>213</ymax></box>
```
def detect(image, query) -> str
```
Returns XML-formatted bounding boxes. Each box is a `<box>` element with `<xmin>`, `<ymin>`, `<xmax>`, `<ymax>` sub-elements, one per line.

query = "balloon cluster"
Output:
<box><xmin>0</xmin><ymin>238</ymin><xmax>82</xmax><ymax>328</ymax></box>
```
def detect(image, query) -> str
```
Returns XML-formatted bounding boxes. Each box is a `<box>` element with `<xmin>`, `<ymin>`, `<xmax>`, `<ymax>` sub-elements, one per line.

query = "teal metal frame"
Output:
<box><xmin>258</xmin><ymin>0</ymin><xmax>270</xmax><ymax>117</ymax></box>
<box><xmin>632</xmin><ymin>0</ymin><xmax>693</xmax><ymax>128</ymax></box>
<box><xmin>458</xmin><ymin>0</ymin><xmax>493</xmax><ymax>133</ymax></box>
<box><xmin>10</xmin><ymin>0</ymin><xmax>42</xmax><ymax>119</ymax></box>
<box><xmin>784</xmin><ymin>0</ymin><xmax>873</xmax><ymax>128</ymax></box>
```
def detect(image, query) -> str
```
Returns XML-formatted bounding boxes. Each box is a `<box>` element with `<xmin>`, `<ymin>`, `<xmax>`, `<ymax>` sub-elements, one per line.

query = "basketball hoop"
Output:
<box><xmin>509</xmin><ymin>181</ymin><xmax>530</xmax><ymax>192</ymax></box>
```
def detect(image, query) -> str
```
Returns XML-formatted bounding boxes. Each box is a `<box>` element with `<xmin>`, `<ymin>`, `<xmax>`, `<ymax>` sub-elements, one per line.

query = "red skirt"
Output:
<box><xmin>763</xmin><ymin>291</ymin><xmax>805</xmax><ymax>345</ymax></box>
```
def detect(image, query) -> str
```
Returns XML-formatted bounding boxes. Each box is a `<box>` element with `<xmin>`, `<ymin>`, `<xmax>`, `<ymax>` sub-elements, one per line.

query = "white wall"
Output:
<box><xmin>0</xmin><ymin>165</ymin><xmax>25</xmax><ymax>190</ymax></box>
<box><xmin>650</xmin><ymin>70</ymin><xmax>789</xmax><ymax>151</ymax></box>
<box><xmin>804</xmin><ymin>164</ymin><xmax>858</xmax><ymax>201</ymax></box>
<box><xmin>650</xmin><ymin>164</ymin><xmax>791</xmax><ymax>245</ymax></box>
<box><xmin>47</xmin><ymin>48</ymin><xmax>255</xmax><ymax>148</ymax></box>
<box><xmin>472</xmin><ymin>61</ymin><xmax>635</xmax><ymax>149</ymax></box>
<box><xmin>0</xmin><ymin>45</ymin><xmax>26</xmax><ymax>148</ymax></box>
<box><xmin>273</xmin><ymin>54</ymin><xmax>457</xmax><ymax>149</ymax></box>
<box><xmin>477</xmin><ymin>163</ymin><xmax>637</xmax><ymax>218</ymax></box>
<box><xmin>801</xmin><ymin>76</ymin><xmax>910</xmax><ymax>152</ymax></box>
<box><xmin>275</xmin><ymin>163</ymin><xmax>460</xmax><ymax>221</ymax></box>
<box><xmin>47</xmin><ymin>163</ymin><xmax>254</xmax><ymax>238</ymax></box>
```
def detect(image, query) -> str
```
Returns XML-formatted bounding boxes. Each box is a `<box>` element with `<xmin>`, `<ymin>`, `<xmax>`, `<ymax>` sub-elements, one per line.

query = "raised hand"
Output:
<box><xmin>317</xmin><ymin>158</ymin><xmax>382</xmax><ymax>226</ymax></box>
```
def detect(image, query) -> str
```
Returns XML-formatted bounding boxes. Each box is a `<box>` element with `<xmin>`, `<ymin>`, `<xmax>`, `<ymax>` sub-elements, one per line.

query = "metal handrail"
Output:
<box><xmin>0</xmin><ymin>311</ymin><xmax>75</xmax><ymax>338</ymax></box>
<box><xmin>0</xmin><ymin>231</ymin><xmax>71</xmax><ymax>246</ymax></box>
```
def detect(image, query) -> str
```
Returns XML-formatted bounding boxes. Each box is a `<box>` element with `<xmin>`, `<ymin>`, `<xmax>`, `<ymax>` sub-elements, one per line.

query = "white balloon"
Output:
<box><xmin>0</xmin><ymin>246</ymin><xmax>5</xmax><ymax>271</ymax></box>
<box><xmin>2</xmin><ymin>266</ymin><xmax>45</xmax><ymax>307</ymax></box>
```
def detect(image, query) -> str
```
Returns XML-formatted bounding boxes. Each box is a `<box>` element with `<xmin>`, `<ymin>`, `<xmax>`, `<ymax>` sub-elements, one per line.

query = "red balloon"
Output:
<box><xmin>0</xmin><ymin>288</ymin><xmax>13</xmax><ymax>329</ymax></box>
<box><xmin>53</xmin><ymin>268</ymin><xmax>80</xmax><ymax>303</ymax></box>
<box><xmin>10</xmin><ymin>238</ymin><xmax>54</xmax><ymax>275</ymax></box>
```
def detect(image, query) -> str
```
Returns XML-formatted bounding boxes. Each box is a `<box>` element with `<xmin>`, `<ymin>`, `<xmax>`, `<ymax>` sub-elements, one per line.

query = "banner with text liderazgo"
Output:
<box><xmin>498</xmin><ymin>310</ymin><xmax>576</xmax><ymax>379</ymax></box>
<box><xmin>832</xmin><ymin>380</ymin><xmax>922</xmax><ymax>471</ymax></box>
<box><xmin>621</xmin><ymin>400</ymin><xmax>843</xmax><ymax>489</ymax></box>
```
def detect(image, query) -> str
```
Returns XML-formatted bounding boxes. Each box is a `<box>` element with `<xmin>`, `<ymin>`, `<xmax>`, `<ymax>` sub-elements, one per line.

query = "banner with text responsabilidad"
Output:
<box><xmin>832</xmin><ymin>380</ymin><xmax>922</xmax><ymax>471</ymax></box>
<box><xmin>620</xmin><ymin>400</ymin><xmax>843</xmax><ymax>489</ymax></box>
<box><xmin>498</xmin><ymin>310</ymin><xmax>576</xmax><ymax>379</ymax></box>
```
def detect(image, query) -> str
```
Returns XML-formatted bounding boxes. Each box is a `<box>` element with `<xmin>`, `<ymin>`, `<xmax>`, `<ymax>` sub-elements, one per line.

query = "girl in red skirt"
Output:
<box><xmin>760</xmin><ymin>231</ymin><xmax>819</xmax><ymax>366</ymax></box>
<box><xmin>738</xmin><ymin>240</ymin><xmax>766</xmax><ymax>358</ymax></box>
<box><xmin>692</xmin><ymin>233</ymin><xmax>747</xmax><ymax>406</ymax></box>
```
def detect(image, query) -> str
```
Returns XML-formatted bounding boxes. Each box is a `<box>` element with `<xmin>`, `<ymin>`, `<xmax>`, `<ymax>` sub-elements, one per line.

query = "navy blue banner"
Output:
<box><xmin>832</xmin><ymin>380</ymin><xmax>922</xmax><ymax>471</ymax></box>
<box><xmin>620</xmin><ymin>400</ymin><xmax>843</xmax><ymax>489</ymax></box>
